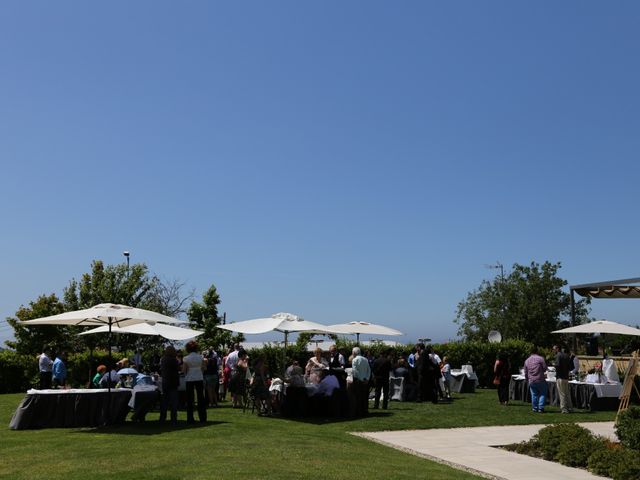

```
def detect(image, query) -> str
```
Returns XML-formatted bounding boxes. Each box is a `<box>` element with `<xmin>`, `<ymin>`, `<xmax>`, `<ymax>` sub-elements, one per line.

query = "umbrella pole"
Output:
<box><xmin>108</xmin><ymin>322</ymin><xmax>112</xmax><ymax>393</ymax></box>
<box><xmin>107</xmin><ymin>320</ymin><xmax>112</xmax><ymax>426</ymax></box>
<box><xmin>283</xmin><ymin>332</ymin><xmax>288</xmax><ymax>376</ymax></box>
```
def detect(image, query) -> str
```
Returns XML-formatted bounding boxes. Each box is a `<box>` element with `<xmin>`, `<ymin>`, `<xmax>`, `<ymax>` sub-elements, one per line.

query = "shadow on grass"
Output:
<box><xmin>275</xmin><ymin>409</ymin><xmax>394</xmax><ymax>425</ymax></box>
<box><xmin>73</xmin><ymin>419</ymin><xmax>229</xmax><ymax>435</ymax></box>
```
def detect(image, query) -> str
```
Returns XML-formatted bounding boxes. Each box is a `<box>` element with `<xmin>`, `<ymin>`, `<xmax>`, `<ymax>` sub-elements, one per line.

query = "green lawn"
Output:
<box><xmin>0</xmin><ymin>390</ymin><xmax>616</xmax><ymax>480</ymax></box>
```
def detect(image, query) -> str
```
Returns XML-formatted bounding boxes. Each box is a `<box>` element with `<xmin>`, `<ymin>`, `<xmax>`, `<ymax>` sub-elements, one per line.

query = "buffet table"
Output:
<box><xmin>509</xmin><ymin>376</ymin><xmax>621</xmax><ymax>411</ymax></box>
<box><xmin>450</xmin><ymin>369</ymin><xmax>478</xmax><ymax>393</ymax></box>
<box><xmin>9</xmin><ymin>388</ymin><xmax>158</xmax><ymax>430</ymax></box>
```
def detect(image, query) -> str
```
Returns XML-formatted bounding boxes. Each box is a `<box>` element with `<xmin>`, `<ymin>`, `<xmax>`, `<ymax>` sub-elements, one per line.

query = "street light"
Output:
<box><xmin>485</xmin><ymin>261</ymin><xmax>504</xmax><ymax>280</ymax></box>
<box><xmin>123</xmin><ymin>251</ymin><xmax>130</xmax><ymax>270</ymax></box>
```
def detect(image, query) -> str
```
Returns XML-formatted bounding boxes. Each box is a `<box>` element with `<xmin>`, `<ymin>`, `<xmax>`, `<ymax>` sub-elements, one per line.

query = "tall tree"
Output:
<box><xmin>5</xmin><ymin>294</ymin><xmax>69</xmax><ymax>354</ymax></box>
<box><xmin>187</xmin><ymin>284</ymin><xmax>243</xmax><ymax>352</ymax></box>
<box><xmin>6</xmin><ymin>260</ymin><xmax>193</xmax><ymax>354</ymax></box>
<box><xmin>454</xmin><ymin>261</ymin><xmax>590</xmax><ymax>347</ymax></box>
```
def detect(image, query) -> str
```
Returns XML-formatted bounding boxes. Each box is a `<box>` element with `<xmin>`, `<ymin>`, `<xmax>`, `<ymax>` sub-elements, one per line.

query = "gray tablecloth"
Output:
<box><xmin>9</xmin><ymin>388</ymin><xmax>142</xmax><ymax>429</ymax></box>
<box><xmin>509</xmin><ymin>378</ymin><xmax>620</xmax><ymax>411</ymax></box>
<box><xmin>450</xmin><ymin>372</ymin><xmax>477</xmax><ymax>393</ymax></box>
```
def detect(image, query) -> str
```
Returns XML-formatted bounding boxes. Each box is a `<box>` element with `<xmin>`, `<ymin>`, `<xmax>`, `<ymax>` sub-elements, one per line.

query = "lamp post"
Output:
<box><xmin>485</xmin><ymin>261</ymin><xmax>504</xmax><ymax>281</ymax></box>
<box><xmin>123</xmin><ymin>251</ymin><xmax>130</xmax><ymax>271</ymax></box>
<box><xmin>485</xmin><ymin>261</ymin><xmax>505</xmax><ymax>337</ymax></box>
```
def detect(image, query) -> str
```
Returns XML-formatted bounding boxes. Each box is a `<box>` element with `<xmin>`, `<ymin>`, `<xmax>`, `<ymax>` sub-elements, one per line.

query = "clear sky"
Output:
<box><xmin>1</xmin><ymin>1</ymin><xmax>639</xmax><ymax>347</ymax></box>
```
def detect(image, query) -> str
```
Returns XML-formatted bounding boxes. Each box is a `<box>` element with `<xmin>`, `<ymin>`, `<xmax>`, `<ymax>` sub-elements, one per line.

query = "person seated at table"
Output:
<box><xmin>313</xmin><ymin>369</ymin><xmax>340</xmax><ymax>397</ymax></box>
<box><xmin>393</xmin><ymin>357</ymin><xmax>410</xmax><ymax>380</ymax></box>
<box><xmin>306</xmin><ymin>348</ymin><xmax>329</xmax><ymax>383</ymax></box>
<box><xmin>132</xmin><ymin>371</ymin><xmax>155</xmax><ymax>388</ymax></box>
<box><xmin>92</xmin><ymin>365</ymin><xmax>107</xmax><ymax>388</ymax></box>
<box><xmin>285</xmin><ymin>360</ymin><xmax>305</xmax><ymax>387</ymax></box>
<box><xmin>99</xmin><ymin>364</ymin><xmax>120</xmax><ymax>388</ymax></box>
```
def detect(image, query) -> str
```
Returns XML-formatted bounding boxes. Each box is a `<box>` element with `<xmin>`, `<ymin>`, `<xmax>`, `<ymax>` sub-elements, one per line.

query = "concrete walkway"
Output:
<box><xmin>356</xmin><ymin>422</ymin><xmax>615</xmax><ymax>480</ymax></box>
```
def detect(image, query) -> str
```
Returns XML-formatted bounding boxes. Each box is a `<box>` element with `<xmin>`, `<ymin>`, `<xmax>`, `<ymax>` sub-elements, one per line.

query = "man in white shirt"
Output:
<box><xmin>225</xmin><ymin>344</ymin><xmax>240</xmax><ymax>371</ymax></box>
<box><xmin>349</xmin><ymin>347</ymin><xmax>371</xmax><ymax>417</ymax></box>
<box><xmin>38</xmin><ymin>347</ymin><xmax>53</xmax><ymax>389</ymax></box>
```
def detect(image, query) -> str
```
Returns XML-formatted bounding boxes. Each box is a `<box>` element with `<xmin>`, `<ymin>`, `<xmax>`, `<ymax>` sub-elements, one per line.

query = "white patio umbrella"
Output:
<box><xmin>326</xmin><ymin>321</ymin><xmax>403</xmax><ymax>344</ymax></box>
<box><xmin>217</xmin><ymin>312</ymin><xmax>341</xmax><ymax>372</ymax></box>
<box><xmin>217</xmin><ymin>312</ymin><xmax>339</xmax><ymax>348</ymax></box>
<box><xmin>552</xmin><ymin>320</ymin><xmax>640</xmax><ymax>355</ymax></box>
<box><xmin>552</xmin><ymin>320</ymin><xmax>640</xmax><ymax>336</ymax></box>
<box><xmin>78</xmin><ymin>322</ymin><xmax>204</xmax><ymax>341</ymax></box>
<box><xmin>20</xmin><ymin>303</ymin><xmax>186</xmax><ymax>390</ymax></box>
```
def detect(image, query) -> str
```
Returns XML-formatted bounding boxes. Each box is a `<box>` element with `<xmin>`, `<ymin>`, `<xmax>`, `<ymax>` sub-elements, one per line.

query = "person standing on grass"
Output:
<box><xmin>52</xmin><ymin>351</ymin><xmax>67</xmax><ymax>388</ymax></box>
<box><xmin>350</xmin><ymin>347</ymin><xmax>371</xmax><ymax>417</ymax></box>
<box><xmin>38</xmin><ymin>346</ymin><xmax>53</xmax><ymax>389</ymax></box>
<box><xmin>524</xmin><ymin>346</ymin><xmax>547</xmax><ymax>413</ymax></box>
<box><xmin>553</xmin><ymin>344</ymin><xmax>573</xmax><ymax>413</ymax></box>
<box><xmin>441</xmin><ymin>356</ymin><xmax>452</xmax><ymax>400</ymax></box>
<box><xmin>493</xmin><ymin>352</ymin><xmax>511</xmax><ymax>405</ymax></box>
<box><xmin>183</xmin><ymin>340</ymin><xmax>207</xmax><ymax>424</ymax></box>
<box><xmin>204</xmin><ymin>348</ymin><xmax>219</xmax><ymax>407</ymax></box>
<box><xmin>159</xmin><ymin>345</ymin><xmax>180</xmax><ymax>425</ymax></box>
<box><xmin>372</xmin><ymin>349</ymin><xmax>392</xmax><ymax>409</ymax></box>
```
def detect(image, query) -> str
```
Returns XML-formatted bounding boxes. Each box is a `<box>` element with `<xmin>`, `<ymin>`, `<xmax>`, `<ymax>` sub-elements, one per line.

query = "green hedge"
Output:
<box><xmin>0</xmin><ymin>350</ymin><xmax>38</xmax><ymax>393</ymax></box>
<box><xmin>0</xmin><ymin>349</ymin><xmax>121</xmax><ymax>393</ymax></box>
<box><xmin>616</xmin><ymin>406</ymin><xmax>640</xmax><ymax>451</ymax></box>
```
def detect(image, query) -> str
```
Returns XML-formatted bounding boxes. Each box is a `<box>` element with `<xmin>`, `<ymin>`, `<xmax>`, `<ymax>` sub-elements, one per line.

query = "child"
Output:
<box><xmin>441</xmin><ymin>356</ymin><xmax>452</xmax><ymax>399</ymax></box>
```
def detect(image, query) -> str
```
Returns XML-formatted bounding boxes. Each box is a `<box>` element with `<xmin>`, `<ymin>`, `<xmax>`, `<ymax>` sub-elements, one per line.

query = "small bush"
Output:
<box><xmin>535</xmin><ymin>423</ymin><xmax>594</xmax><ymax>461</ymax></box>
<box><xmin>609</xmin><ymin>448</ymin><xmax>640</xmax><ymax>480</ymax></box>
<box><xmin>556</xmin><ymin>434</ymin><xmax>603</xmax><ymax>468</ymax></box>
<box><xmin>616</xmin><ymin>406</ymin><xmax>640</xmax><ymax>451</ymax></box>
<box><xmin>588</xmin><ymin>443</ymin><xmax>623</xmax><ymax>477</ymax></box>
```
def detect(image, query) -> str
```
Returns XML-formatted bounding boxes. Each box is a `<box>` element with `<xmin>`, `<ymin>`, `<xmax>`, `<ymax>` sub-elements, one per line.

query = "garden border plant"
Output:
<box><xmin>503</xmin><ymin>417</ymin><xmax>640</xmax><ymax>480</ymax></box>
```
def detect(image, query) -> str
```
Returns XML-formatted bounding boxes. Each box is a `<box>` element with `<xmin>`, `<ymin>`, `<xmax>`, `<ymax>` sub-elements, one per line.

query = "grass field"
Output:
<box><xmin>0</xmin><ymin>389</ymin><xmax>616</xmax><ymax>480</ymax></box>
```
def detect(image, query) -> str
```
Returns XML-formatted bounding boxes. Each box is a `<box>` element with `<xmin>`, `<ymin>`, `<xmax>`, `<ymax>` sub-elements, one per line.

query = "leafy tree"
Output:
<box><xmin>454</xmin><ymin>261</ymin><xmax>590</xmax><ymax>347</ymax></box>
<box><xmin>6</xmin><ymin>260</ymin><xmax>193</xmax><ymax>355</ymax></box>
<box><xmin>5</xmin><ymin>294</ymin><xmax>70</xmax><ymax>354</ymax></box>
<box><xmin>187</xmin><ymin>284</ymin><xmax>243</xmax><ymax>352</ymax></box>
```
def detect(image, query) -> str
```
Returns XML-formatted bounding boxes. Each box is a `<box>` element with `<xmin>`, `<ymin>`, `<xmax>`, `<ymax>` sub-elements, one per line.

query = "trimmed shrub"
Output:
<box><xmin>0</xmin><ymin>350</ymin><xmax>38</xmax><ymax>393</ymax></box>
<box><xmin>535</xmin><ymin>423</ymin><xmax>594</xmax><ymax>461</ymax></box>
<box><xmin>556</xmin><ymin>433</ymin><xmax>603</xmax><ymax>467</ymax></box>
<box><xmin>587</xmin><ymin>443</ymin><xmax>624</xmax><ymax>478</ymax></box>
<box><xmin>609</xmin><ymin>448</ymin><xmax>640</xmax><ymax>480</ymax></box>
<box><xmin>616</xmin><ymin>406</ymin><xmax>640</xmax><ymax>451</ymax></box>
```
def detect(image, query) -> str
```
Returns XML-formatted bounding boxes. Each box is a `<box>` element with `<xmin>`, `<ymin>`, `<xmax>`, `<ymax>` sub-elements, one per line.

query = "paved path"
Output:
<box><xmin>356</xmin><ymin>422</ymin><xmax>615</xmax><ymax>480</ymax></box>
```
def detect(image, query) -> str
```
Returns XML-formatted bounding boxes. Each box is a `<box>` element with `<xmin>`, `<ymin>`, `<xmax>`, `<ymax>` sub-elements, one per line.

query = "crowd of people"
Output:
<box><xmin>33</xmin><ymin>341</ymin><xmax>470</xmax><ymax>423</ymax></box>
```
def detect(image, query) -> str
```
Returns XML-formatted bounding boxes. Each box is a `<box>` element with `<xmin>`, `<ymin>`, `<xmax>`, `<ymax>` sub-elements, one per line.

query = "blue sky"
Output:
<box><xmin>1</xmin><ymin>2</ymin><xmax>639</xmax><ymax>347</ymax></box>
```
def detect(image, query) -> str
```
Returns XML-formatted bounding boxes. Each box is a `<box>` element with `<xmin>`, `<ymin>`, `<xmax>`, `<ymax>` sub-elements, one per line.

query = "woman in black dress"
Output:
<box><xmin>228</xmin><ymin>349</ymin><xmax>248</xmax><ymax>408</ymax></box>
<box><xmin>494</xmin><ymin>352</ymin><xmax>511</xmax><ymax>405</ymax></box>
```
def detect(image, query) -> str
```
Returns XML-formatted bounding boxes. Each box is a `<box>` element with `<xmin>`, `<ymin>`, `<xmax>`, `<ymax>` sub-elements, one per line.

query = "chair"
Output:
<box><xmin>243</xmin><ymin>381</ymin><xmax>272</xmax><ymax>416</ymax></box>
<box><xmin>389</xmin><ymin>377</ymin><xmax>404</xmax><ymax>401</ymax></box>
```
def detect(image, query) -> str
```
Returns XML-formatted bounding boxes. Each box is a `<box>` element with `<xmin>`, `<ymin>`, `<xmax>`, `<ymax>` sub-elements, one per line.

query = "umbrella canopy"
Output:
<box><xmin>552</xmin><ymin>320</ymin><xmax>640</xmax><ymax>336</ymax></box>
<box><xmin>217</xmin><ymin>312</ymin><xmax>339</xmax><ymax>336</ymax></box>
<box><xmin>20</xmin><ymin>303</ymin><xmax>186</xmax><ymax>328</ymax></box>
<box><xmin>117</xmin><ymin>368</ymin><xmax>138</xmax><ymax>375</ymax></box>
<box><xmin>20</xmin><ymin>303</ymin><xmax>186</xmax><ymax>392</ymax></box>
<box><xmin>78</xmin><ymin>323</ymin><xmax>204</xmax><ymax>341</ymax></box>
<box><xmin>218</xmin><ymin>312</ymin><xmax>340</xmax><ymax>371</ymax></box>
<box><xmin>326</xmin><ymin>321</ymin><xmax>403</xmax><ymax>343</ymax></box>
